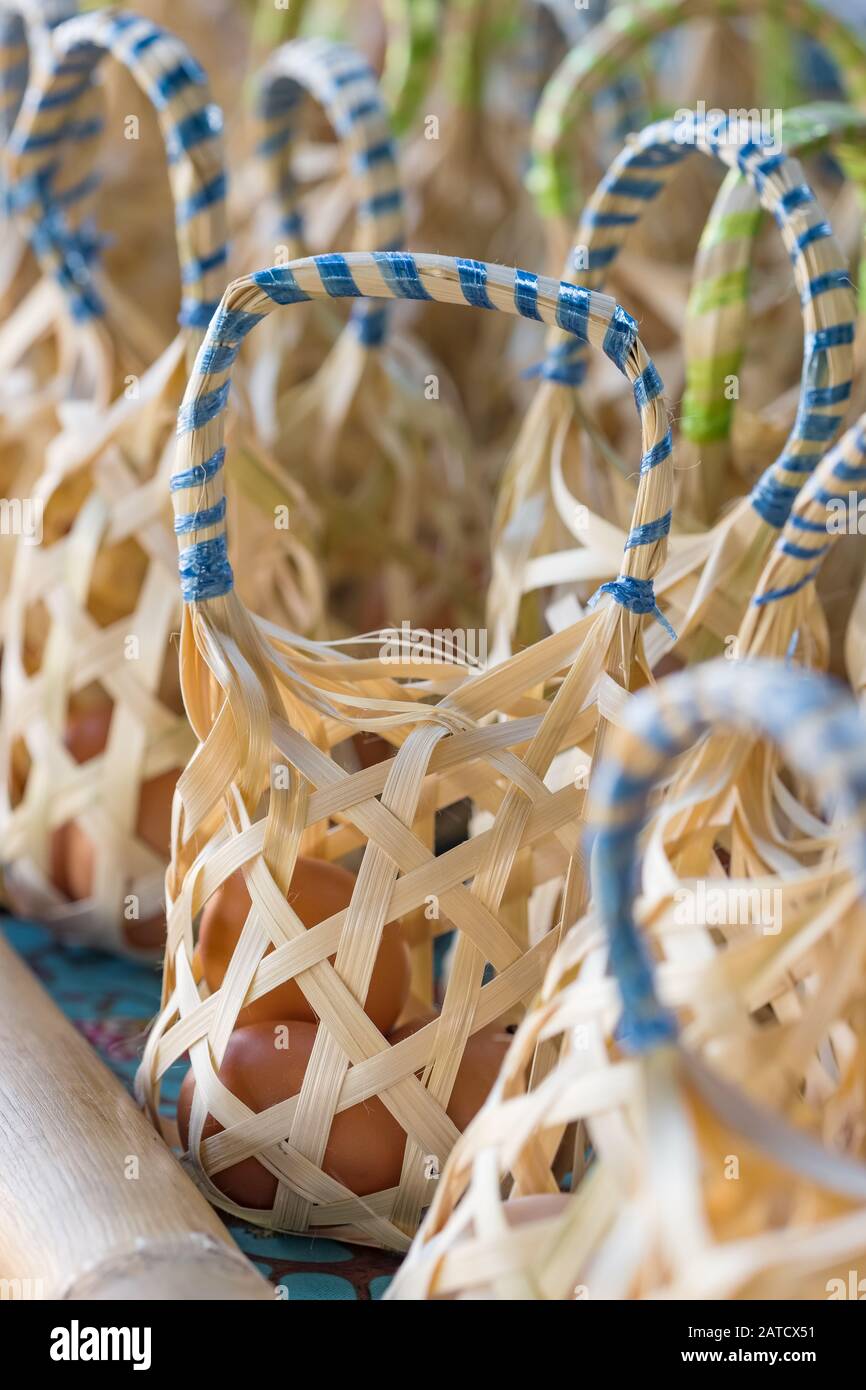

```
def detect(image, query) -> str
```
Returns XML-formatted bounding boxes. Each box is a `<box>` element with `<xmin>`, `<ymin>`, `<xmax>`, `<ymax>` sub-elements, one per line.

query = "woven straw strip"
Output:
<box><xmin>531</xmin><ymin>0</ymin><xmax>866</xmax><ymax>223</ymax></box>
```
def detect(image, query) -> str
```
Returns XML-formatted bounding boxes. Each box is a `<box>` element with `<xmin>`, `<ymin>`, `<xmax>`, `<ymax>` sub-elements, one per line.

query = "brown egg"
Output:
<box><xmin>52</xmin><ymin>704</ymin><xmax>179</xmax><ymax>950</ymax></box>
<box><xmin>198</xmin><ymin>858</ymin><xmax>410</xmax><ymax>1033</ymax></box>
<box><xmin>177</xmin><ymin>1020</ymin><xmax>406</xmax><ymax>1206</ymax></box>
<box><xmin>50</xmin><ymin>705</ymin><xmax>113</xmax><ymax>900</ymax></box>
<box><xmin>388</xmin><ymin>1017</ymin><xmax>512</xmax><ymax>1131</ymax></box>
<box><xmin>352</xmin><ymin>731</ymin><xmax>394</xmax><ymax>768</ymax></box>
<box><xmin>653</xmin><ymin>652</ymin><xmax>685</xmax><ymax>680</ymax></box>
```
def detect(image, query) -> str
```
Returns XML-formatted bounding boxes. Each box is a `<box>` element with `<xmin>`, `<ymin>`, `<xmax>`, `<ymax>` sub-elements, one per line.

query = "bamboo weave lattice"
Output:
<box><xmin>0</xmin><ymin>8</ymin><xmax>228</xmax><ymax>954</ymax></box>
<box><xmin>138</xmin><ymin>248</ymin><xmax>680</xmax><ymax>1248</ymax></box>
<box><xmin>388</xmin><ymin>659</ymin><xmax>866</xmax><ymax>1298</ymax></box>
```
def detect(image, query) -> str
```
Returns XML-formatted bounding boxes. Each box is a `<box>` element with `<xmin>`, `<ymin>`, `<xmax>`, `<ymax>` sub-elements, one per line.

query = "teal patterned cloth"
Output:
<box><xmin>3</xmin><ymin>918</ymin><xmax>399</xmax><ymax>1300</ymax></box>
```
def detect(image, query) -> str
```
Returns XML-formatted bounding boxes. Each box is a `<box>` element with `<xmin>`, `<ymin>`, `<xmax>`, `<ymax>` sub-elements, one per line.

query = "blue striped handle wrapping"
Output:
<box><xmin>1</xmin><ymin>8</ymin><xmax>31</xmax><ymax>145</ymax></box>
<box><xmin>681</xmin><ymin>103</ymin><xmax>866</xmax><ymax>466</ymax></box>
<box><xmin>0</xmin><ymin>1</ymin><xmax>77</xmax><ymax>143</ymax></box>
<box><xmin>748</xmin><ymin>409</ymin><xmax>866</xmax><ymax>610</ymax></box>
<box><xmin>170</xmin><ymin>250</ymin><xmax>673</xmax><ymax>627</ymax></box>
<box><xmin>586</xmin><ymin>658</ymin><xmax>866</xmax><ymax>1050</ymax></box>
<box><xmin>255</xmin><ymin>36</ymin><xmax>405</xmax><ymax>348</ymax></box>
<box><xmin>541</xmin><ymin>113</ymin><xmax>857</xmax><ymax>531</ymax></box>
<box><xmin>1</xmin><ymin>1</ymin><xmax>102</xmax><ymax>310</ymax></box>
<box><xmin>5</xmin><ymin>7</ymin><xmax>227</xmax><ymax>328</ymax></box>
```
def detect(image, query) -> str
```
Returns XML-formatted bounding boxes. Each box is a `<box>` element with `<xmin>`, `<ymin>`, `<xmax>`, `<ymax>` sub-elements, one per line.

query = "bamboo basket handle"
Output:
<box><xmin>587</xmin><ymin>656</ymin><xmax>866</xmax><ymax>1203</ymax></box>
<box><xmin>170</xmin><ymin>251</ymin><xmax>672</xmax><ymax>632</ymax></box>
<box><xmin>527</xmin><ymin>0</ymin><xmax>651</xmax><ymax>162</ymax></box>
<box><xmin>535</xmin><ymin>117</ymin><xmax>856</xmax><ymax>534</ymax></box>
<box><xmin>381</xmin><ymin>0</ymin><xmax>440</xmax><ymax>136</ymax></box>
<box><xmin>0</xmin><ymin>7</ymin><xmax>29</xmax><ymax>143</ymax></box>
<box><xmin>1</xmin><ymin>0</ymin><xmax>104</xmax><ymax>294</ymax></box>
<box><xmin>744</xmin><ymin>406</ymin><xmax>866</xmax><ymax>614</ymax></box>
<box><xmin>682</xmin><ymin>102</ymin><xmax>866</xmax><ymax>457</ymax></box>
<box><xmin>531</xmin><ymin>0</ymin><xmax>866</xmax><ymax>226</ymax></box>
<box><xmin>587</xmin><ymin>656</ymin><xmax>866</xmax><ymax>1051</ymax></box>
<box><xmin>255</xmin><ymin>35</ymin><xmax>405</xmax><ymax>348</ymax></box>
<box><xmin>6</xmin><ymin>7</ymin><xmax>227</xmax><ymax>333</ymax></box>
<box><xmin>0</xmin><ymin>1</ymin><xmax>79</xmax><ymax>143</ymax></box>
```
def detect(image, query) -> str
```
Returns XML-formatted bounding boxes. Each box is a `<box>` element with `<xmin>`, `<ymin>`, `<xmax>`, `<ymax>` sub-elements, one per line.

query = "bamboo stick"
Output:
<box><xmin>0</xmin><ymin>932</ymin><xmax>272</xmax><ymax>1300</ymax></box>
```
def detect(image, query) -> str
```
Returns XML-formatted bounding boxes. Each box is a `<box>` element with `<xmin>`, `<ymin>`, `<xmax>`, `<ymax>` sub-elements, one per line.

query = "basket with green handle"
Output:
<box><xmin>678</xmin><ymin>101</ymin><xmax>866</xmax><ymax>523</ymax></box>
<box><xmin>488</xmin><ymin>113</ymin><xmax>857</xmax><ymax>676</ymax></box>
<box><xmin>530</xmin><ymin>0</ymin><xmax>866</xmax><ymax>270</ymax></box>
<box><xmin>381</xmin><ymin>0</ymin><xmax>440</xmax><ymax>138</ymax></box>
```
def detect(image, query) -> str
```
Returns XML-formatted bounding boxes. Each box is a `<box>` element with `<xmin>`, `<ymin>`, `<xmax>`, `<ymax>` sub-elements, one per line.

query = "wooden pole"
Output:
<box><xmin>0</xmin><ymin>932</ymin><xmax>272</xmax><ymax>1300</ymax></box>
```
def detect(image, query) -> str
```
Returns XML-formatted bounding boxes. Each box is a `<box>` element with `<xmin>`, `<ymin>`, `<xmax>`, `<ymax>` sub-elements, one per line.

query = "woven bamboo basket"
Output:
<box><xmin>0</xmin><ymin>7</ymin><xmax>229</xmax><ymax>956</ymax></box>
<box><xmin>236</xmin><ymin>2</ymin><xmax>412</xmax><ymax>323</ymax></box>
<box><xmin>574</xmin><ymin>462</ymin><xmax>866</xmax><ymax>1181</ymax></box>
<box><xmin>0</xmin><ymin>2</ymin><xmax>118</xmax><ymax>618</ymax></box>
<box><xmin>613</xmin><ymin>414</ymin><xmax>866</xmax><ymax>1087</ymax></box>
<box><xmin>525</xmin><ymin>0</ymin><xmax>866</xmax><ymax>507</ymax></box>
<box><xmin>135</xmin><ymin>248</ymin><xmax>680</xmax><ymax>1249</ymax></box>
<box><xmin>387</xmin><ymin>658</ymin><xmax>866</xmax><ymax>1300</ymax></box>
<box><xmin>620</xmin><ymin>170</ymin><xmax>863</xmax><ymax>537</ymax></box>
<box><xmin>660</xmin><ymin>406</ymin><xmax>866</xmax><ymax>855</ymax></box>
<box><xmin>248</xmin><ymin>34</ymin><xmax>476</xmax><ymax>638</ymax></box>
<box><xmin>530</xmin><ymin>0</ymin><xmax>866</xmax><ymax>270</ymax></box>
<box><xmin>488</xmin><ymin>115</ymin><xmax>856</xmax><ymax>671</ymax></box>
<box><xmin>520</xmin><ymin>0</ymin><xmax>654</xmax><ymax>272</ymax></box>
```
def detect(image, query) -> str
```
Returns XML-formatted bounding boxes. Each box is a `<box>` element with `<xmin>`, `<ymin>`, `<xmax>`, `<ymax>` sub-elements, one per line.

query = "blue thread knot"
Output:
<box><xmin>587</xmin><ymin>574</ymin><xmax>677</xmax><ymax>640</ymax></box>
